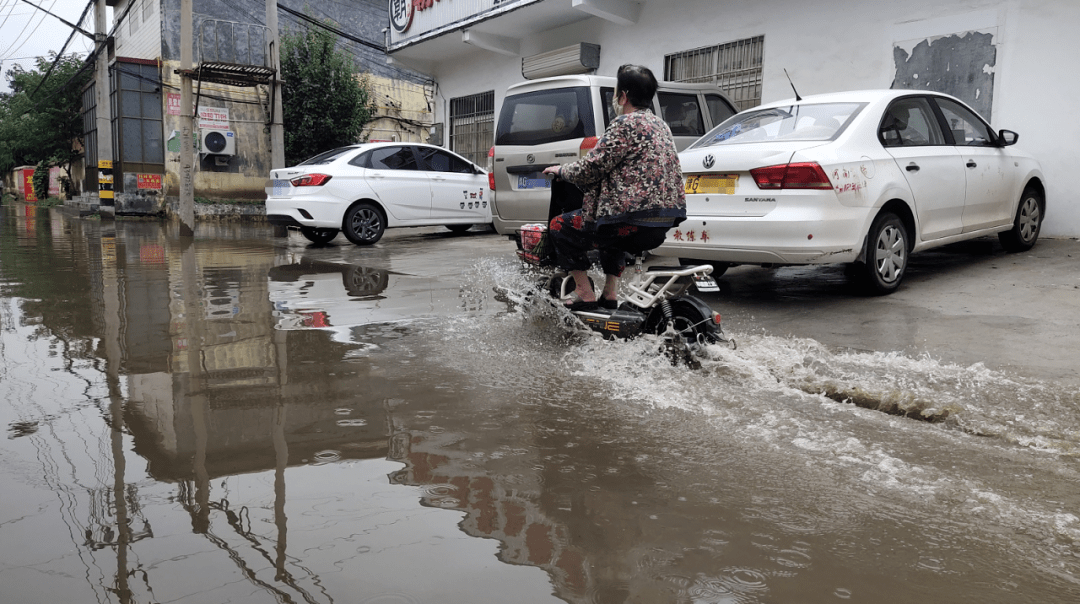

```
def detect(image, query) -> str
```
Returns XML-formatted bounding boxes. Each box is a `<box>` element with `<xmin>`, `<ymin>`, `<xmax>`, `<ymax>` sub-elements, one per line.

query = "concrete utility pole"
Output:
<box><xmin>178</xmin><ymin>0</ymin><xmax>195</xmax><ymax>235</ymax></box>
<box><xmin>267</xmin><ymin>0</ymin><xmax>285</xmax><ymax>169</ymax></box>
<box><xmin>94</xmin><ymin>0</ymin><xmax>114</xmax><ymax>209</ymax></box>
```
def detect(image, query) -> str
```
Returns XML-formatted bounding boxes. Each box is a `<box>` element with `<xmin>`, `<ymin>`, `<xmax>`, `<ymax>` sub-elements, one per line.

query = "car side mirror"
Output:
<box><xmin>998</xmin><ymin>129</ymin><xmax>1019</xmax><ymax>146</ymax></box>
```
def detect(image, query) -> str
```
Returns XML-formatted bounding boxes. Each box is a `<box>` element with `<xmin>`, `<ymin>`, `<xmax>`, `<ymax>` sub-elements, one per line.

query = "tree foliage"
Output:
<box><xmin>0</xmin><ymin>53</ymin><xmax>91</xmax><ymax>176</ymax></box>
<box><xmin>280</xmin><ymin>24</ymin><xmax>374</xmax><ymax>166</ymax></box>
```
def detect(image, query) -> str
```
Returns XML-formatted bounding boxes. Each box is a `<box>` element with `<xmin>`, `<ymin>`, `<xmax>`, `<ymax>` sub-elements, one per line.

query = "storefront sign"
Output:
<box><xmin>390</xmin><ymin>0</ymin><xmax>535</xmax><ymax>46</ymax></box>
<box><xmin>137</xmin><ymin>174</ymin><xmax>163</xmax><ymax>190</ymax></box>
<box><xmin>197</xmin><ymin>106</ymin><xmax>230</xmax><ymax>130</ymax></box>
<box><xmin>389</xmin><ymin>0</ymin><xmax>414</xmax><ymax>32</ymax></box>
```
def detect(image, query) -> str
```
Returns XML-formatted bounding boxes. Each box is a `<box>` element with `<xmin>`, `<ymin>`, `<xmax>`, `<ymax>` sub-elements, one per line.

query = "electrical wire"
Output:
<box><xmin>27</xmin><ymin>0</ymin><xmax>95</xmax><ymax>99</ymax></box>
<box><xmin>0</xmin><ymin>0</ymin><xmax>21</xmax><ymax>33</ymax></box>
<box><xmin>0</xmin><ymin>0</ymin><xmax>59</xmax><ymax>61</ymax></box>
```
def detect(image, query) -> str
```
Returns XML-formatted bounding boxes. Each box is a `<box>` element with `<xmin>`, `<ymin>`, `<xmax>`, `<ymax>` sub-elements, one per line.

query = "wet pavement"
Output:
<box><xmin>2</xmin><ymin>201</ymin><xmax>1079</xmax><ymax>604</ymax></box>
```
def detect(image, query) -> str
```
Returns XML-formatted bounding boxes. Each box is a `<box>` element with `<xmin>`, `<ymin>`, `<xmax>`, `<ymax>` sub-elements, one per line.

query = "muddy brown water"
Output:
<box><xmin>2</xmin><ymin>203</ymin><xmax>1079</xmax><ymax>603</ymax></box>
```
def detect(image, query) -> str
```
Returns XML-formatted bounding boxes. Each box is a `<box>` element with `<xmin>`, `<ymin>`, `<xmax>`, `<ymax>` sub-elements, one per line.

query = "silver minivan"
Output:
<box><xmin>489</xmin><ymin>75</ymin><xmax>738</xmax><ymax>235</ymax></box>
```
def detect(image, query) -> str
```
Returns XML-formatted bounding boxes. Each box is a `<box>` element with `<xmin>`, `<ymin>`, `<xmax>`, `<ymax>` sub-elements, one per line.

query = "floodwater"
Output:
<box><xmin>2</xmin><ymin>202</ymin><xmax>1080</xmax><ymax>604</ymax></box>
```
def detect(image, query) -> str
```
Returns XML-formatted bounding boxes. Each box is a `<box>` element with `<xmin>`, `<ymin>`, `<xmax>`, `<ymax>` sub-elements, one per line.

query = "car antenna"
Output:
<box><xmin>784</xmin><ymin>68</ymin><xmax>803</xmax><ymax>101</ymax></box>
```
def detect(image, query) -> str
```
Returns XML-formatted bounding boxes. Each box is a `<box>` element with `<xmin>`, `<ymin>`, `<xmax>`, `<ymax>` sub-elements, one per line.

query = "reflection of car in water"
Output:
<box><xmin>268</xmin><ymin>258</ymin><xmax>487</xmax><ymax>343</ymax></box>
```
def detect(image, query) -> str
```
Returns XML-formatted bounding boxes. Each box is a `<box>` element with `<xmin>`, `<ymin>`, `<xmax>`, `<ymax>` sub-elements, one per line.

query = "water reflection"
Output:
<box><xmin>0</xmin><ymin>204</ymin><xmax>552</xmax><ymax>603</ymax></box>
<box><xmin>3</xmin><ymin>203</ymin><xmax>1080</xmax><ymax>603</ymax></box>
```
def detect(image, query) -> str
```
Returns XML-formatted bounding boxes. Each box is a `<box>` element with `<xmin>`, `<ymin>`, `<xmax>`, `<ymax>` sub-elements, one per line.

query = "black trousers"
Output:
<box><xmin>549</xmin><ymin>210</ymin><xmax>668</xmax><ymax>276</ymax></box>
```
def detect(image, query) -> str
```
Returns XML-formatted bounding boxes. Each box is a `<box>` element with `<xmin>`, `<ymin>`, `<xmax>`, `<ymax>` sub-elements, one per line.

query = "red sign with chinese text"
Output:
<box><xmin>23</xmin><ymin>170</ymin><xmax>37</xmax><ymax>202</ymax></box>
<box><xmin>137</xmin><ymin>174</ymin><xmax>163</xmax><ymax>190</ymax></box>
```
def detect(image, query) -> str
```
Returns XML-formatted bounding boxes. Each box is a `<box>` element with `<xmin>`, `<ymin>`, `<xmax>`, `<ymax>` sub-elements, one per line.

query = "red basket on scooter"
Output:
<box><xmin>516</xmin><ymin>223</ymin><xmax>556</xmax><ymax>267</ymax></box>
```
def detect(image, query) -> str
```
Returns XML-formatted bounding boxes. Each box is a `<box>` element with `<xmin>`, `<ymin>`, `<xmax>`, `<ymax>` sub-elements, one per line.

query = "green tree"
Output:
<box><xmin>280</xmin><ymin>24</ymin><xmax>374</xmax><ymax>166</ymax></box>
<box><xmin>0</xmin><ymin>53</ymin><xmax>90</xmax><ymax>180</ymax></box>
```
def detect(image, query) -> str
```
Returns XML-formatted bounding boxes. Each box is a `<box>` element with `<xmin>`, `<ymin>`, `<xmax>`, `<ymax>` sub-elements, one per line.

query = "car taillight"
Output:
<box><xmin>749</xmin><ymin>162</ymin><xmax>832</xmax><ymax>190</ymax></box>
<box><xmin>489</xmin><ymin>172</ymin><xmax>495</xmax><ymax>191</ymax></box>
<box><xmin>290</xmin><ymin>173</ymin><xmax>332</xmax><ymax>187</ymax></box>
<box><xmin>487</xmin><ymin>146</ymin><xmax>494</xmax><ymax>172</ymax></box>
<box><xmin>579</xmin><ymin>136</ymin><xmax>599</xmax><ymax>157</ymax></box>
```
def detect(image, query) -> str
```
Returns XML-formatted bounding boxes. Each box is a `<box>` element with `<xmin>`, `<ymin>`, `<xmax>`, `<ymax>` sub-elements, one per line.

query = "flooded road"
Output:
<box><xmin>2</xmin><ymin>202</ymin><xmax>1079</xmax><ymax>603</ymax></box>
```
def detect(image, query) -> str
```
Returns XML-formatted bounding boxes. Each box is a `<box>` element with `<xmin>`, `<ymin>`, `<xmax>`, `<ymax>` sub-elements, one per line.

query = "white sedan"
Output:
<box><xmin>266</xmin><ymin>142</ymin><xmax>491</xmax><ymax>245</ymax></box>
<box><xmin>652</xmin><ymin>90</ymin><xmax>1045</xmax><ymax>294</ymax></box>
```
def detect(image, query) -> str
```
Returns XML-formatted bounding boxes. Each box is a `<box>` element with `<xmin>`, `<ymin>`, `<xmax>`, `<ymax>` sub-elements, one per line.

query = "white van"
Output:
<box><xmin>489</xmin><ymin>74</ymin><xmax>738</xmax><ymax>235</ymax></box>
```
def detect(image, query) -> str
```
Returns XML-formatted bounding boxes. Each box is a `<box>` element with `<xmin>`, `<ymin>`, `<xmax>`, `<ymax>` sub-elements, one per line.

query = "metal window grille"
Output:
<box><xmin>449</xmin><ymin>91</ymin><xmax>494</xmax><ymax>166</ymax></box>
<box><xmin>109</xmin><ymin>62</ymin><xmax>164</xmax><ymax>190</ymax></box>
<box><xmin>81</xmin><ymin>83</ymin><xmax>98</xmax><ymax>194</ymax></box>
<box><xmin>665</xmin><ymin>35</ymin><xmax>765</xmax><ymax>111</ymax></box>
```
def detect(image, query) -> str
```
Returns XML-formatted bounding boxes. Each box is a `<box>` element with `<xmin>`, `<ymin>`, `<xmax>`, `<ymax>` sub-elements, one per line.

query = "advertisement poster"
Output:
<box><xmin>167</xmin><ymin>92</ymin><xmax>181</xmax><ymax>116</ymax></box>
<box><xmin>23</xmin><ymin>169</ymin><xmax>36</xmax><ymax>202</ymax></box>
<box><xmin>137</xmin><ymin>174</ymin><xmax>163</xmax><ymax>189</ymax></box>
<box><xmin>197</xmin><ymin>106</ymin><xmax>230</xmax><ymax>130</ymax></box>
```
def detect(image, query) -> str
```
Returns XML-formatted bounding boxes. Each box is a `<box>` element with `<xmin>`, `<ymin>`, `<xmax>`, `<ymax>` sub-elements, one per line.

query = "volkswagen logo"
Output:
<box><xmin>703</xmin><ymin>154</ymin><xmax>715</xmax><ymax>169</ymax></box>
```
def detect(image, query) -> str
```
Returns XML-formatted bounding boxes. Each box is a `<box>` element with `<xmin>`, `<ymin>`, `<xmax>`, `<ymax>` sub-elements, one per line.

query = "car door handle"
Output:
<box><xmin>966</xmin><ymin>161</ymin><xmax>978</xmax><ymax>168</ymax></box>
<box><xmin>431</xmin><ymin>176</ymin><xmax>447</xmax><ymax>182</ymax></box>
<box><xmin>905</xmin><ymin>163</ymin><xmax>920</xmax><ymax>172</ymax></box>
<box><xmin>368</xmin><ymin>173</ymin><xmax>385</xmax><ymax>179</ymax></box>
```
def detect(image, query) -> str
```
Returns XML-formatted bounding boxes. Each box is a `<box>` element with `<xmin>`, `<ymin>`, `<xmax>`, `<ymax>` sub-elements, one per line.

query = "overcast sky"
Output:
<box><xmin>0</xmin><ymin>0</ymin><xmax>106</xmax><ymax>94</ymax></box>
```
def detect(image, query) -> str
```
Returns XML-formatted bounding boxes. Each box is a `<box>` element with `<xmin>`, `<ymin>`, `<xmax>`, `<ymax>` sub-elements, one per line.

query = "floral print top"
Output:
<box><xmin>559</xmin><ymin>108</ymin><xmax>686</xmax><ymax>229</ymax></box>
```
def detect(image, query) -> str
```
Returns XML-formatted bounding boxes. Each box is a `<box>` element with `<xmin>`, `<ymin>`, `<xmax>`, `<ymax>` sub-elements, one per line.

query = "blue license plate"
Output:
<box><xmin>517</xmin><ymin>174</ymin><xmax>551</xmax><ymax>190</ymax></box>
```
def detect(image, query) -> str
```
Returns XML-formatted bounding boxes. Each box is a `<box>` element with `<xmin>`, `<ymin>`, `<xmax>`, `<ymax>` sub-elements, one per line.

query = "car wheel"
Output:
<box><xmin>342</xmin><ymin>203</ymin><xmax>385</xmax><ymax>245</ymax></box>
<box><xmin>446</xmin><ymin>224</ymin><xmax>472</xmax><ymax>233</ymax></box>
<box><xmin>853</xmin><ymin>212</ymin><xmax>908</xmax><ymax>295</ymax></box>
<box><xmin>299</xmin><ymin>227</ymin><xmax>339</xmax><ymax>245</ymax></box>
<box><xmin>678</xmin><ymin>258</ymin><xmax>729</xmax><ymax>278</ymax></box>
<box><xmin>998</xmin><ymin>187</ymin><xmax>1043</xmax><ymax>252</ymax></box>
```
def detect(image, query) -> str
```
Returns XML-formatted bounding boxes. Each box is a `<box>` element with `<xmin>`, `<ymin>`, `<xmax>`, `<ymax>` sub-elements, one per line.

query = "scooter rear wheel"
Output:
<box><xmin>644</xmin><ymin>299</ymin><xmax>719</xmax><ymax>345</ymax></box>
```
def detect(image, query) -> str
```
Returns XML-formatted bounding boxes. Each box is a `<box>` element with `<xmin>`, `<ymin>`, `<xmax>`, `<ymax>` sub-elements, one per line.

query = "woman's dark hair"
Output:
<box><xmin>616</xmin><ymin>64</ymin><xmax>659</xmax><ymax>109</ymax></box>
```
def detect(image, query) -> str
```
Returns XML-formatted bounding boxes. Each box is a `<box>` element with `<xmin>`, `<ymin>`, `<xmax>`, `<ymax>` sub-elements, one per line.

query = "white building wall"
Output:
<box><xmin>420</xmin><ymin>0</ymin><xmax>1078</xmax><ymax>237</ymax></box>
<box><xmin>114</xmin><ymin>0</ymin><xmax>163</xmax><ymax>61</ymax></box>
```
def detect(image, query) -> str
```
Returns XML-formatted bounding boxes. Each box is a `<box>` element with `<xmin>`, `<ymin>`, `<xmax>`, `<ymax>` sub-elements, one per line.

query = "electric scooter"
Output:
<box><xmin>513</xmin><ymin>178</ymin><xmax>735</xmax><ymax>362</ymax></box>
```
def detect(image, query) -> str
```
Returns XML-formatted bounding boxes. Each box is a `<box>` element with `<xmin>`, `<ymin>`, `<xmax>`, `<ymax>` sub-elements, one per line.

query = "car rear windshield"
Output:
<box><xmin>298</xmin><ymin>147</ymin><xmax>357</xmax><ymax>165</ymax></box>
<box><xmin>495</xmin><ymin>86</ymin><xmax>595</xmax><ymax>146</ymax></box>
<box><xmin>689</xmin><ymin>103</ymin><xmax>864</xmax><ymax>149</ymax></box>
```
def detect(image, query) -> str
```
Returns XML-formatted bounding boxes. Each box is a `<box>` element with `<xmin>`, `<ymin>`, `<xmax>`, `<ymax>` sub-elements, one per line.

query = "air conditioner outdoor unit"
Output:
<box><xmin>200</xmin><ymin>129</ymin><xmax>236</xmax><ymax>155</ymax></box>
<box><xmin>521</xmin><ymin>43</ymin><xmax>600</xmax><ymax>80</ymax></box>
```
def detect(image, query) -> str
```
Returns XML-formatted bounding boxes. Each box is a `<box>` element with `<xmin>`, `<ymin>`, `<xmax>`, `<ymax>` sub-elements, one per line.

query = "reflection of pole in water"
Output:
<box><xmin>109</xmin><ymin>382</ymin><xmax>133</xmax><ymax>603</ymax></box>
<box><xmin>274</xmin><ymin>403</ymin><xmax>289</xmax><ymax>581</ymax></box>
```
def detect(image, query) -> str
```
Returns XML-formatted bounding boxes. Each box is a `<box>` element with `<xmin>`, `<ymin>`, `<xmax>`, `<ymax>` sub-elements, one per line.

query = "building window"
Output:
<box><xmin>110</xmin><ymin>61</ymin><xmax>164</xmax><ymax>190</ymax></box>
<box><xmin>143</xmin><ymin>0</ymin><xmax>153</xmax><ymax>22</ymax></box>
<box><xmin>449</xmin><ymin>91</ymin><xmax>494</xmax><ymax>166</ymax></box>
<box><xmin>665</xmin><ymin>35</ymin><xmax>765</xmax><ymax>111</ymax></box>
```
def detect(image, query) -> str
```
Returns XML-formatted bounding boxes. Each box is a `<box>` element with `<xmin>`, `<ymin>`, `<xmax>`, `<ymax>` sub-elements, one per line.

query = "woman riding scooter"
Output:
<box><xmin>542</xmin><ymin>64</ymin><xmax>686</xmax><ymax>311</ymax></box>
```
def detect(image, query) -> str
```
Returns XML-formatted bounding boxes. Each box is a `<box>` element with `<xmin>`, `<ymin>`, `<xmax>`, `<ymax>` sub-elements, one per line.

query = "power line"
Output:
<box><xmin>28</xmin><ymin>0</ymin><xmax>95</xmax><ymax>99</ymax></box>
<box><xmin>0</xmin><ymin>0</ymin><xmax>60</xmax><ymax>61</ymax></box>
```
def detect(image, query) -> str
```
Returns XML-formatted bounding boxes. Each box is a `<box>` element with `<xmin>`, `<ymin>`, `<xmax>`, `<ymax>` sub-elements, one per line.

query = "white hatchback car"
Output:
<box><xmin>266</xmin><ymin>142</ymin><xmax>491</xmax><ymax>245</ymax></box>
<box><xmin>652</xmin><ymin>90</ymin><xmax>1045</xmax><ymax>294</ymax></box>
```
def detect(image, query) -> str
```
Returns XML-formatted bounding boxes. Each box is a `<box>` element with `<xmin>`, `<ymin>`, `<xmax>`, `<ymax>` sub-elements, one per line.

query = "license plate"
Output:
<box><xmin>685</xmin><ymin>174</ymin><xmax>737</xmax><ymax>195</ymax></box>
<box><xmin>516</xmin><ymin>173</ymin><xmax>551</xmax><ymax>190</ymax></box>
<box><xmin>272</xmin><ymin>179</ymin><xmax>291</xmax><ymax>196</ymax></box>
<box><xmin>693</xmin><ymin>274</ymin><xmax>719</xmax><ymax>292</ymax></box>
